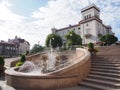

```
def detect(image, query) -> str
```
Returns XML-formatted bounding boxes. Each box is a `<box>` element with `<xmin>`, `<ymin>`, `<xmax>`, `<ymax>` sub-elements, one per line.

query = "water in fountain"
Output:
<box><xmin>18</xmin><ymin>61</ymin><xmax>42</xmax><ymax>74</ymax></box>
<box><xmin>47</xmin><ymin>48</ymin><xmax>56</xmax><ymax>72</ymax></box>
<box><xmin>46</xmin><ymin>38</ymin><xmax>57</xmax><ymax>71</ymax></box>
<box><xmin>18</xmin><ymin>44</ymin><xmax>71</xmax><ymax>74</ymax></box>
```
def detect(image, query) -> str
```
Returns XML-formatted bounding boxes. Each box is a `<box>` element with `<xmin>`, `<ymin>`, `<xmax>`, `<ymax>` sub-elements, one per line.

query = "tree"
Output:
<box><xmin>65</xmin><ymin>30</ymin><xmax>82</xmax><ymax>46</ymax></box>
<box><xmin>100</xmin><ymin>34</ymin><xmax>118</xmax><ymax>45</ymax></box>
<box><xmin>88</xmin><ymin>42</ymin><xmax>94</xmax><ymax>49</ymax></box>
<box><xmin>0</xmin><ymin>56</ymin><xmax>4</xmax><ymax>66</ymax></box>
<box><xmin>30</xmin><ymin>44</ymin><xmax>44</xmax><ymax>54</ymax></box>
<box><xmin>20</xmin><ymin>54</ymin><xmax>26</xmax><ymax>62</ymax></box>
<box><xmin>0</xmin><ymin>56</ymin><xmax>5</xmax><ymax>75</ymax></box>
<box><xmin>46</xmin><ymin>34</ymin><xmax>63</xmax><ymax>48</ymax></box>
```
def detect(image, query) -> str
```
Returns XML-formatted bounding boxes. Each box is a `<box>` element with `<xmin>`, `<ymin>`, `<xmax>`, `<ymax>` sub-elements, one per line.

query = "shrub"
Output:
<box><xmin>88</xmin><ymin>42</ymin><xmax>94</xmax><ymax>49</ymax></box>
<box><xmin>20</xmin><ymin>54</ymin><xmax>26</xmax><ymax>62</ymax></box>
<box><xmin>94</xmin><ymin>48</ymin><xmax>99</xmax><ymax>53</ymax></box>
<box><xmin>0</xmin><ymin>56</ymin><xmax>4</xmax><ymax>66</ymax></box>
<box><xmin>16</xmin><ymin>61</ymin><xmax>24</xmax><ymax>67</ymax></box>
<box><xmin>25</xmin><ymin>51</ymin><xmax>29</xmax><ymax>55</ymax></box>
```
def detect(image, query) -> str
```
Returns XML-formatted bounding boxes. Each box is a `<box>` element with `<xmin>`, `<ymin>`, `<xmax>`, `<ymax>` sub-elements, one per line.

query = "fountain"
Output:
<box><xmin>5</xmin><ymin>47</ymin><xmax>91</xmax><ymax>90</ymax></box>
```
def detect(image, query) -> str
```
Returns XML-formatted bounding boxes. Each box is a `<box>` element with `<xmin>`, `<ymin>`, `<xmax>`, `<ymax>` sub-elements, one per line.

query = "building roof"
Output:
<box><xmin>0</xmin><ymin>41</ymin><xmax>15</xmax><ymax>46</ymax></box>
<box><xmin>55</xmin><ymin>4</ymin><xmax>111</xmax><ymax>33</ymax></box>
<box><xmin>81</xmin><ymin>4</ymin><xmax>100</xmax><ymax>12</ymax></box>
<box><xmin>56</xmin><ymin>24</ymin><xmax>80</xmax><ymax>32</ymax></box>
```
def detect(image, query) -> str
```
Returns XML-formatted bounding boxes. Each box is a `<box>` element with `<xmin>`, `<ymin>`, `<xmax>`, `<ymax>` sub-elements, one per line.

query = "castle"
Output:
<box><xmin>52</xmin><ymin>4</ymin><xmax>114</xmax><ymax>45</ymax></box>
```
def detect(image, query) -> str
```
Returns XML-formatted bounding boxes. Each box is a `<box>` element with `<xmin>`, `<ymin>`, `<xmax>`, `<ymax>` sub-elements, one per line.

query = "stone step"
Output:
<box><xmin>90</xmin><ymin>71</ymin><xmax>120</xmax><ymax>78</ymax></box>
<box><xmin>91</xmin><ymin>59</ymin><xmax>120</xmax><ymax>62</ymax></box>
<box><xmin>91</xmin><ymin>61</ymin><xmax>120</xmax><ymax>64</ymax></box>
<box><xmin>79</xmin><ymin>81</ymin><xmax>120</xmax><ymax>90</ymax></box>
<box><xmin>92</xmin><ymin>65</ymin><xmax>120</xmax><ymax>70</ymax></box>
<box><xmin>91</xmin><ymin>63</ymin><xmax>120</xmax><ymax>67</ymax></box>
<box><xmin>88</xmin><ymin>74</ymin><xmax>120</xmax><ymax>83</ymax></box>
<box><xmin>91</xmin><ymin>68</ymin><xmax>120</xmax><ymax>74</ymax></box>
<box><xmin>84</xmin><ymin>78</ymin><xmax>120</xmax><ymax>88</ymax></box>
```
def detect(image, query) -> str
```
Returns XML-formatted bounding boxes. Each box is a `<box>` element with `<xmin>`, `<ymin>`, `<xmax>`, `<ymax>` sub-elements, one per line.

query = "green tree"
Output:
<box><xmin>20</xmin><ymin>54</ymin><xmax>26</xmax><ymax>62</ymax></box>
<box><xmin>88</xmin><ymin>42</ymin><xmax>94</xmax><ymax>49</ymax></box>
<box><xmin>0</xmin><ymin>56</ymin><xmax>5</xmax><ymax>75</ymax></box>
<box><xmin>65</xmin><ymin>30</ymin><xmax>82</xmax><ymax>46</ymax></box>
<box><xmin>30</xmin><ymin>44</ymin><xmax>44</xmax><ymax>54</ymax></box>
<box><xmin>100</xmin><ymin>34</ymin><xmax>118</xmax><ymax>45</ymax></box>
<box><xmin>0</xmin><ymin>56</ymin><xmax>4</xmax><ymax>66</ymax></box>
<box><xmin>46</xmin><ymin>34</ymin><xmax>63</xmax><ymax>48</ymax></box>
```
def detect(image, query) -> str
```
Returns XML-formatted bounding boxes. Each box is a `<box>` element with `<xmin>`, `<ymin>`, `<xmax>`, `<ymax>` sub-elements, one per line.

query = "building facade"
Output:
<box><xmin>0</xmin><ymin>36</ymin><xmax>30</xmax><ymax>58</ymax></box>
<box><xmin>8</xmin><ymin>36</ymin><xmax>30</xmax><ymax>55</ymax></box>
<box><xmin>52</xmin><ymin>4</ymin><xmax>114</xmax><ymax>45</ymax></box>
<box><xmin>0</xmin><ymin>41</ymin><xmax>18</xmax><ymax>58</ymax></box>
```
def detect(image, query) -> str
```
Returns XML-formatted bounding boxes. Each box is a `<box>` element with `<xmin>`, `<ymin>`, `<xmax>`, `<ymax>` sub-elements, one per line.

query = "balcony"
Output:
<box><xmin>98</xmin><ymin>33</ymin><xmax>102</xmax><ymax>37</ymax></box>
<box><xmin>84</xmin><ymin>34</ymin><xmax>92</xmax><ymax>38</ymax></box>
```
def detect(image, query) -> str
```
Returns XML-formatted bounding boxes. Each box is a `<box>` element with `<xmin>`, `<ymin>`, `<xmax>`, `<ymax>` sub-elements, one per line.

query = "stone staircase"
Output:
<box><xmin>78</xmin><ymin>46</ymin><xmax>120</xmax><ymax>90</ymax></box>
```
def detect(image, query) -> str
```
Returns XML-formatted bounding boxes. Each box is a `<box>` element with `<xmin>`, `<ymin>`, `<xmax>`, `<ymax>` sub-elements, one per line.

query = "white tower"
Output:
<box><xmin>80</xmin><ymin>4</ymin><xmax>101</xmax><ymax>44</ymax></box>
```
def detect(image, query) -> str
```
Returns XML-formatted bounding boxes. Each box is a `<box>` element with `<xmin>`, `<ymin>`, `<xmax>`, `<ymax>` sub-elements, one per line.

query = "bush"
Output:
<box><xmin>0</xmin><ymin>56</ymin><xmax>4</xmax><ymax>66</ymax></box>
<box><xmin>16</xmin><ymin>61</ymin><xmax>24</xmax><ymax>67</ymax></box>
<box><xmin>88</xmin><ymin>42</ymin><xmax>94</xmax><ymax>49</ymax></box>
<box><xmin>20</xmin><ymin>54</ymin><xmax>26</xmax><ymax>62</ymax></box>
<box><xmin>25</xmin><ymin>51</ymin><xmax>29</xmax><ymax>55</ymax></box>
<box><xmin>94</xmin><ymin>48</ymin><xmax>99</xmax><ymax>53</ymax></box>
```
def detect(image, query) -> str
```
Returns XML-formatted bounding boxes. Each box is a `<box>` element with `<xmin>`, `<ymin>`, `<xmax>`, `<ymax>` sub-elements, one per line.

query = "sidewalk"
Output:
<box><xmin>0</xmin><ymin>76</ymin><xmax>17</xmax><ymax>90</ymax></box>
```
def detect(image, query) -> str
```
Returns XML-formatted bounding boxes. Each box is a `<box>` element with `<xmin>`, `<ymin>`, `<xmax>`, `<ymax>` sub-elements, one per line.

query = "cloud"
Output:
<box><xmin>32</xmin><ymin>0</ymin><xmax>120</xmax><ymax>39</ymax></box>
<box><xmin>96</xmin><ymin>0</ymin><xmax>120</xmax><ymax>37</ymax></box>
<box><xmin>0</xmin><ymin>1</ymin><xmax>25</xmax><ymax>22</ymax></box>
<box><xmin>32</xmin><ymin>0</ymin><xmax>90</xmax><ymax>28</ymax></box>
<box><xmin>0</xmin><ymin>0</ymin><xmax>120</xmax><ymax>49</ymax></box>
<box><xmin>0</xmin><ymin>0</ymin><xmax>42</xmax><ymax>48</ymax></box>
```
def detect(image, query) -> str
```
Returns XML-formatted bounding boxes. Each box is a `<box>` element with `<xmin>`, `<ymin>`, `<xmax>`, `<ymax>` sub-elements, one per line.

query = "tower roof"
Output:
<box><xmin>81</xmin><ymin>4</ymin><xmax>100</xmax><ymax>12</ymax></box>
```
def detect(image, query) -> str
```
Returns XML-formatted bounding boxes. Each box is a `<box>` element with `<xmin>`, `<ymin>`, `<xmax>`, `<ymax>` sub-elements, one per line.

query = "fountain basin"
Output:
<box><xmin>5</xmin><ymin>48</ymin><xmax>91</xmax><ymax>90</ymax></box>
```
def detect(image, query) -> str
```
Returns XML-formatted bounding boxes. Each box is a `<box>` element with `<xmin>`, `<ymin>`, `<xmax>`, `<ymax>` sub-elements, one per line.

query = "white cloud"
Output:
<box><xmin>97</xmin><ymin>0</ymin><xmax>120</xmax><ymax>37</ymax></box>
<box><xmin>0</xmin><ymin>0</ymin><xmax>120</xmax><ymax>49</ymax></box>
<box><xmin>0</xmin><ymin>1</ymin><xmax>25</xmax><ymax>22</ymax></box>
<box><xmin>0</xmin><ymin>0</ymin><xmax>41</xmax><ymax>48</ymax></box>
<box><xmin>31</xmin><ymin>0</ymin><xmax>120</xmax><ymax>42</ymax></box>
<box><xmin>32</xmin><ymin>0</ymin><xmax>89</xmax><ymax>28</ymax></box>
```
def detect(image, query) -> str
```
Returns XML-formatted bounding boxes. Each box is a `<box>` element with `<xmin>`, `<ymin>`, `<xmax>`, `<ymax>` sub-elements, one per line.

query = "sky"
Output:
<box><xmin>0</xmin><ymin>0</ymin><xmax>120</xmax><ymax>49</ymax></box>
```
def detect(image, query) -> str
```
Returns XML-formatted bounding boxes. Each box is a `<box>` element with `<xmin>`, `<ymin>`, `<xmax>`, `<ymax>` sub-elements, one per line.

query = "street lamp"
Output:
<box><xmin>69</xmin><ymin>33</ymin><xmax>73</xmax><ymax>49</ymax></box>
<box><xmin>38</xmin><ymin>41</ymin><xmax>40</xmax><ymax>45</ymax></box>
<box><xmin>70</xmin><ymin>33</ymin><xmax>72</xmax><ymax>37</ymax></box>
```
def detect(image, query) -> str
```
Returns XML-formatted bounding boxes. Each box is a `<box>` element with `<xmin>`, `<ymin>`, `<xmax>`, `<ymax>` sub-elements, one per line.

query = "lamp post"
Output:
<box><xmin>38</xmin><ymin>41</ymin><xmax>40</xmax><ymax>45</ymax></box>
<box><xmin>106</xmin><ymin>35</ymin><xmax>108</xmax><ymax>46</ymax></box>
<box><xmin>69</xmin><ymin>33</ymin><xmax>72</xmax><ymax>49</ymax></box>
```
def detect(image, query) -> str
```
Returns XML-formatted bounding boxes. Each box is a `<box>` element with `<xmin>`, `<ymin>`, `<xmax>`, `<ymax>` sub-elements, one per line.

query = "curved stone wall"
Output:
<box><xmin>5</xmin><ymin>48</ymin><xmax>91</xmax><ymax>90</ymax></box>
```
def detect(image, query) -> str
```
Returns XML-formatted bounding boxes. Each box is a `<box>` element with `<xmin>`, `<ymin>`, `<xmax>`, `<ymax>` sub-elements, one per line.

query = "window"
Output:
<box><xmin>87</xmin><ymin>15</ymin><xmax>88</xmax><ymax>19</ymax></box>
<box><xmin>86</xmin><ymin>28</ymin><xmax>91</xmax><ymax>34</ymax></box>
<box><xmin>84</xmin><ymin>16</ymin><xmax>86</xmax><ymax>20</ymax></box>
<box><xmin>86</xmin><ymin>23</ymin><xmax>89</xmax><ymax>26</ymax></box>
<box><xmin>89</xmin><ymin>14</ymin><xmax>91</xmax><ymax>18</ymax></box>
<box><xmin>78</xmin><ymin>27</ymin><xmax>80</xmax><ymax>30</ymax></box>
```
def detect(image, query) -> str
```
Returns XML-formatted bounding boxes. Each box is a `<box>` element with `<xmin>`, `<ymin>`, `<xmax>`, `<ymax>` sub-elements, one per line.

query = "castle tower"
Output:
<box><xmin>81</xmin><ymin>4</ymin><xmax>100</xmax><ymax>20</ymax></box>
<box><xmin>80</xmin><ymin>4</ymin><xmax>102</xmax><ymax>44</ymax></box>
